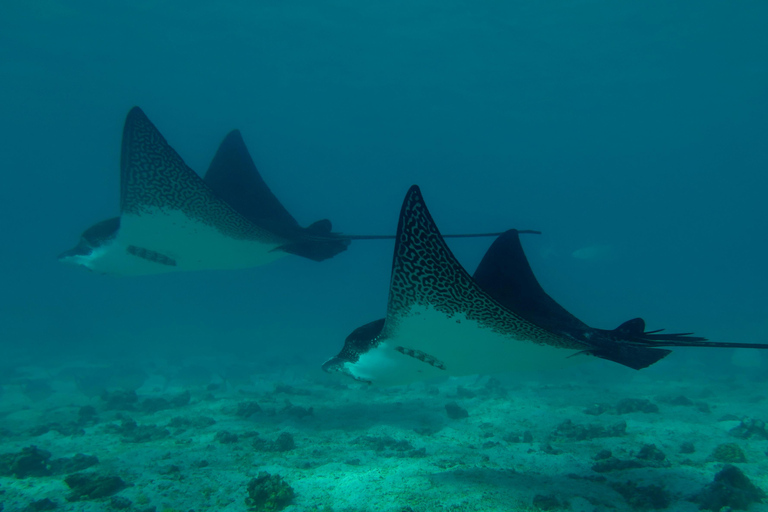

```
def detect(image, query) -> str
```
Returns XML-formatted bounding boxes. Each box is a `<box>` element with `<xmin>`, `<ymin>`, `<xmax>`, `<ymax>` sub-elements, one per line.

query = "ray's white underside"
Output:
<box><xmin>79</xmin><ymin>207</ymin><xmax>286</xmax><ymax>275</ymax></box>
<box><xmin>346</xmin><ymin>304</ymin><xmax>588</xmax><ymax>386</ymax></box>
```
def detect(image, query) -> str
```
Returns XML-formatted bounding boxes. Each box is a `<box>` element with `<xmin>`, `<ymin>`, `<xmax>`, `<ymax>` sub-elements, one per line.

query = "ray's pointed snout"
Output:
<box><xmin>321</xmin><ymin>357</ymin><xmax>343</xmax><ymax>374</ymax></box>
<box><xmin>58</xmin><ymin>246</ymin><xmax>83</xmax><ymax>263</ymax></box>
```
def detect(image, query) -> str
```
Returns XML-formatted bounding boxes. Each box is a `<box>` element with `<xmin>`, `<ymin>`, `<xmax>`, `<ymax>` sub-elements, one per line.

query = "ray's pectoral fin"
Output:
<box><xmin>579</xmin><ymin>345</ymin><xmax>672</xmax><ymax>370</ymax></box>
<box><xmin>580</xmin><ymin>318</ymin><xmax>686</xmax><ymax>370</ymax></box>
<box><xmin>275</xmin><ymin>219</ymin><xmax>351</xmax><ymax>262</ymax></box>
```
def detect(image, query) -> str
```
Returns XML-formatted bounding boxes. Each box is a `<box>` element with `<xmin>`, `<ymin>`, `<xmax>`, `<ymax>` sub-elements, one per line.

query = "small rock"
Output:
<box><xmin>591</xmin><ymin>457</ymin><xmax>643</xmax><ymax>473</ymax></box>
<box><xmin>709</xmin><ymin>443</ymin><xmax>747</xmax><ymax>463</ymax></box>
<box><xmin>729</xmin><ymin>417</ymin><xmax>768</xmax><ymax>440</ymax></box>
<box><xmin>636</xmin><ymin>444</ymin><xmax>667</xmax><ymax>463</ymax></box>
<box><xmin>695</xmin><ymin>402</ymin><xmax>712</xmax><ymax>413</ymax></box>
<box><xmin>158</xmin><ymin>465</ymin><xmax>181</xmax><ymax>475</ymax></box>
<box><xmin>215</xmin><ymin>431</ymin><xmax>239</xmax><ymax>444</ymax></box>
<box><xmin>274</xmin><ymin>432</ymin><xmax>295</xmax><ymax>452</ymax></box>
<box><xmin>614</xmin><ymin>398</ymin><xmax>659</xmax><ymax>414</ymax></box>
<box><xmin>64</xmin><ymin>473</ymin><xmax>127</xmax><ymax>501</ymax></box>
<box><xmin>611</xmin><ymin>481</ymin><xmax>671</xmax><ymax>509</ymax></box>
<box><xmin>169</xmin><ymin>390</ymin><xmax>191</xmax><ymax>407</ymax></box>
<box><xmin>541</xmin><ymin>443</ymin><xmax>562</xmax><ymax>455</ymax></box>
<box><xmin>236</xmin><ymin>401</ymin><xmax>262</xmax><ymax>418</ymax></box>
<box><xmin>455</xmin><ymin>386</ymin><xmax>476</xmax><ymax>399</ymax></box>
<box><xmin>281</xmin><ymin>401</ymin><xmax>313</xmax><ymax>419</ymax></box>
<box><xmin>0</xmin><ymin>446</ymin><xmax>52</xmax><ymax>478</ymax></box>
<box><xmin>139</xmin><ymin>397</ymin><xmax>171</xmax><ymax>413</ymax></box>
<box><xmin>583</xmin><ymin>403</ymin><xmax>609</xmax><ymax>416</ymax></box>
<box><xmin>273</xmin><ymin>384</ymin><xmax>311</xmax><ymax>396</ymax></box>
<box><xmin>110</xmin><ymin>496</ymin><xmax>132</xmax><ymax>509</ymax></box>
<box><xmin>658</xmin><ymin>395</ymin><xmax>694</xmax><ymax>406</ymax></box>
<box><xmin>593</xmin><ymin>449</ymin><xmax>612</xmax><ymax>460</ymax></box>
<box><xmin>100</xmin><ymin>390</ymin><xmax>138</xmax><ymax>410</ymax></box>
<box><xmin>77</xmin><ymin>406</ymin><xmax>98</xmax><ymax>425</ymax></box>
<box><xmin>167</xmin><ymin>416</ymin><xmax>216</xmax><ymax>430</ymax></box>
<box><xmin>694</xmin><ymin>464</ymin><xmax>766</xmax><ymax>511</ymax></box>
<box><xmin>22</xmin><ymin>498</ymin><xmax>57</xmax><ymax>511</ymax></box>
<box><xmin>532</xmin><ymin>493</ymin><xmax>561</xmax><ymax>510</ymax></box>
<box><xmin>50</xmin><ymin>454</ymin><xmax>99</xmax><ymax>475</ymax></box>
<box><xmin>245</xmin><ymin>471</ymin><xmax>295</xmax><ymax>511</ymax></box>
<box><xmin>445</xmin><ymin>402</ymin><xmax>468</xmax><ymax>419</ymax></box>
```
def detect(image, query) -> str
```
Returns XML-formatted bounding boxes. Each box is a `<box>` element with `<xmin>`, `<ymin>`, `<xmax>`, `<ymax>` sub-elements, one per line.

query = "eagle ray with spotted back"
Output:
<box><xmin>59</xmin><ymin>107</ymin><xmax>348</xmax><ymax>275</ymax></box>
<box><xmin>323</xmin><ymin>185</ymin><xmax>768</xmax><ymax>386</ymax></box>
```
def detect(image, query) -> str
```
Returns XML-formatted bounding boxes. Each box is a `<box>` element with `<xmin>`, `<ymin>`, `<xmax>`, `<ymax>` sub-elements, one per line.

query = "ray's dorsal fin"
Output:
<box><xmin>119</xmin><ymin>107</ymin><xmax>281</xmax><ymax>243</ymax></box>
<box><xmin>472</xmin><ymin>230</ymin><xmax>589</xmax><ymax>333</ymax></box>
<box><xmin>203</xmin><ymin>129</ymin><xmax>300</xmax><ymax>232</ymax></box>
<box><xmin>384</xmin><ymin>186</ymin><xmax>570</xmax><ymax>346</ymax></box>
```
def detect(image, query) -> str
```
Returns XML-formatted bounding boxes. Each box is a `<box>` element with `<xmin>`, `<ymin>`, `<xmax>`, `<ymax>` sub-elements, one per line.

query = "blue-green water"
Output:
<box><xmin>1</xmin><ymin>2</ymin><xmax>767</xmax><ymax>511</ymax></box>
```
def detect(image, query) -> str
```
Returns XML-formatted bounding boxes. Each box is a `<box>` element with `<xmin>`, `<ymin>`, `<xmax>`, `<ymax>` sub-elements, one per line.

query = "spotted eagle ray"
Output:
<box><xmin>60</xmin><ymin>108</ymin><xmax>526</xmax><ymax>275</ymax></box>
<box><xmin>323</xmin><ymin>185</ymin><xmax>768</xmax><ymax>385</ymax></box>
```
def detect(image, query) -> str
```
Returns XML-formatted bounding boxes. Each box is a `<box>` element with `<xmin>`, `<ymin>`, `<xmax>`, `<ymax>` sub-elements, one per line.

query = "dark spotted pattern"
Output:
<box><xmin>126</xmin><ymin>245</ymin><xmax>177</xmax><ymax>267</ymax></box>
<box><xmin>120</xmin><ymin>107</ymin><xmax>285</xmax><ymax>245</ymax></box>
<box><xmin>383</xmin><ymin>186</ymin><xmax>585</xmax><ymax>350</ymax></box>
<box><xmin>395</xmin><ymin>346</ymin><xmax>446</xmax><ymax>370</ymax></box>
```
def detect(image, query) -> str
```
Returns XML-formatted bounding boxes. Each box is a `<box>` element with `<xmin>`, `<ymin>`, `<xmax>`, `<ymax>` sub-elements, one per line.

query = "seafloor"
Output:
<box><xmin>1</xmin><ymin>354</ymin><xmax>767</xmax><ymax>512</ymax></box>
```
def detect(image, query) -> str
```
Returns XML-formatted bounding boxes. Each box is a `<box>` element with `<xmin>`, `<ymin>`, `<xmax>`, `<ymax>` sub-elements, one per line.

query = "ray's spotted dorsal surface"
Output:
<box><xmin>323</xmin><ymin>185</ymin><xmax>768</xmax><ymax>386</ymax></box>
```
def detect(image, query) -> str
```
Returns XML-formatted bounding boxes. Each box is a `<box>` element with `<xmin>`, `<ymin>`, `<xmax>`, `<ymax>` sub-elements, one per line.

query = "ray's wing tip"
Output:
<box><xmin>405</xmin><ymin>184</ymin><xmax>423</xmax><ymax>201</ymax></box>
<box><xmin>125</xmin><ymin>106</ymin><xmax>147</xmax><ymax>125</ymax></box>
<box><xmin>222</xmin><ymin>128</ymin><xmax>244</xmax><ymax>143</ymax></box>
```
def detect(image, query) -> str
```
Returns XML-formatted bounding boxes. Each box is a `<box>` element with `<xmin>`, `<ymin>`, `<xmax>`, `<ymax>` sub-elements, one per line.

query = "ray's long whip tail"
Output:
<box><xmin>344</xmin><ymin>230</ymin><xmax>541</xmax><ymax>240</ymax></box>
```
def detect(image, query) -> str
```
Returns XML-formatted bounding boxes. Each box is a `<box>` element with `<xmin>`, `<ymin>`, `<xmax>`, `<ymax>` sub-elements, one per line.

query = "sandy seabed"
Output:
<box><xmin>1</xmin><ymin>354</ymin><xmax>767</xmax><ymax>512</ymax></box>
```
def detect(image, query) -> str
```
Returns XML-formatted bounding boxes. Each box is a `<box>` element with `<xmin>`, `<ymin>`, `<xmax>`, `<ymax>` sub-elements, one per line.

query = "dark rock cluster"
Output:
<box><xmin>551</xmin><ymin>419</ymin><xmax>626</xmax><ymax>441</ymax></box>
<box><xmin>585</xmin><ymin>398</ymin><xmax>660</xmax><ymax>416</ymax></box>
<box><xmin>64</xmin><ymin>472</ymin><xmax>127</xmax><ymax>502</ymax></box>
<box><xmin>104</xmin><ymin>417</ymin><xmax>170</xmax><ymax>443</ymax></box>
<box><xmin>0</xmin><ymin>446</ymin><xmax>98</xmax><ymax>479</ymax></box>
<box><xmin>352</xmin><ymin>435</ymin><xmax>426</xmax><ymax>458</ymax></box>
<box><xmin>245</xmin><ymin>471</ymin><xmax>295</xmax><ymax>511</ymax></box>
<box><xmin>252</xmin><ymin>432</ymin><xmax>296</xmax><ymax>452</ymax></box>
<box><xmin>445</xmin><ymin>401</ymin><xmax>468</xmax><ymax>419</ymax></box>
<box><xmin>610</xmin><ymin>481</ymin><xmax>671</xmax><ymax>510</ymax></box>
<box><xmin>592</xmin><ymin>444</ymin><xmax>669</xmax><ymax>473</ymax></box>
<box><xmin>694</xmin><ymin>464</ymin><xmax>766</xmax><ymax>511</ymax></box>
<box><xmin>729</xmin><ymin>417</ymin><xmax>768</xmax><ymax>440</ymax></box>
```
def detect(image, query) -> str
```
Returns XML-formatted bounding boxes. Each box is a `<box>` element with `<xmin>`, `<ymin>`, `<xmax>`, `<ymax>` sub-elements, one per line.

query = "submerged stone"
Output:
<box><xmin>614</xmin><ymin>398</ymin><xmax>659</xmax><ymax>414</ymax></box>
<box><xmin>245</xmin><ymin>471</ymin><xmax>295</xmax><ymax>511</ymax></box>
<box><xmin>0</xmin><ymin>446</ymin><xmax>52</xmax><ymax>478</ymax></box>
<box><xmin>445</xmin><ymin>401</ymin><xmax>468</xmax><ymax>419</ymax></box>
<box><xmin>611</xmin><ymin>481</ymin><xmax>671</xmax><ymax>510</ymax></box>
<box><xmin>64</xmin><ymin>473</ymin><xmax>127</xmax><ymax>501</ymax></box>
<box><xmin>694</xmin><ymin>464</ymin><xmax>766</xmax><ymax>511</ymax></box>
<box><xmin>709</xmin><ymin>443</ymin><xmax>747</xmax><ymax>463</ymax></box>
